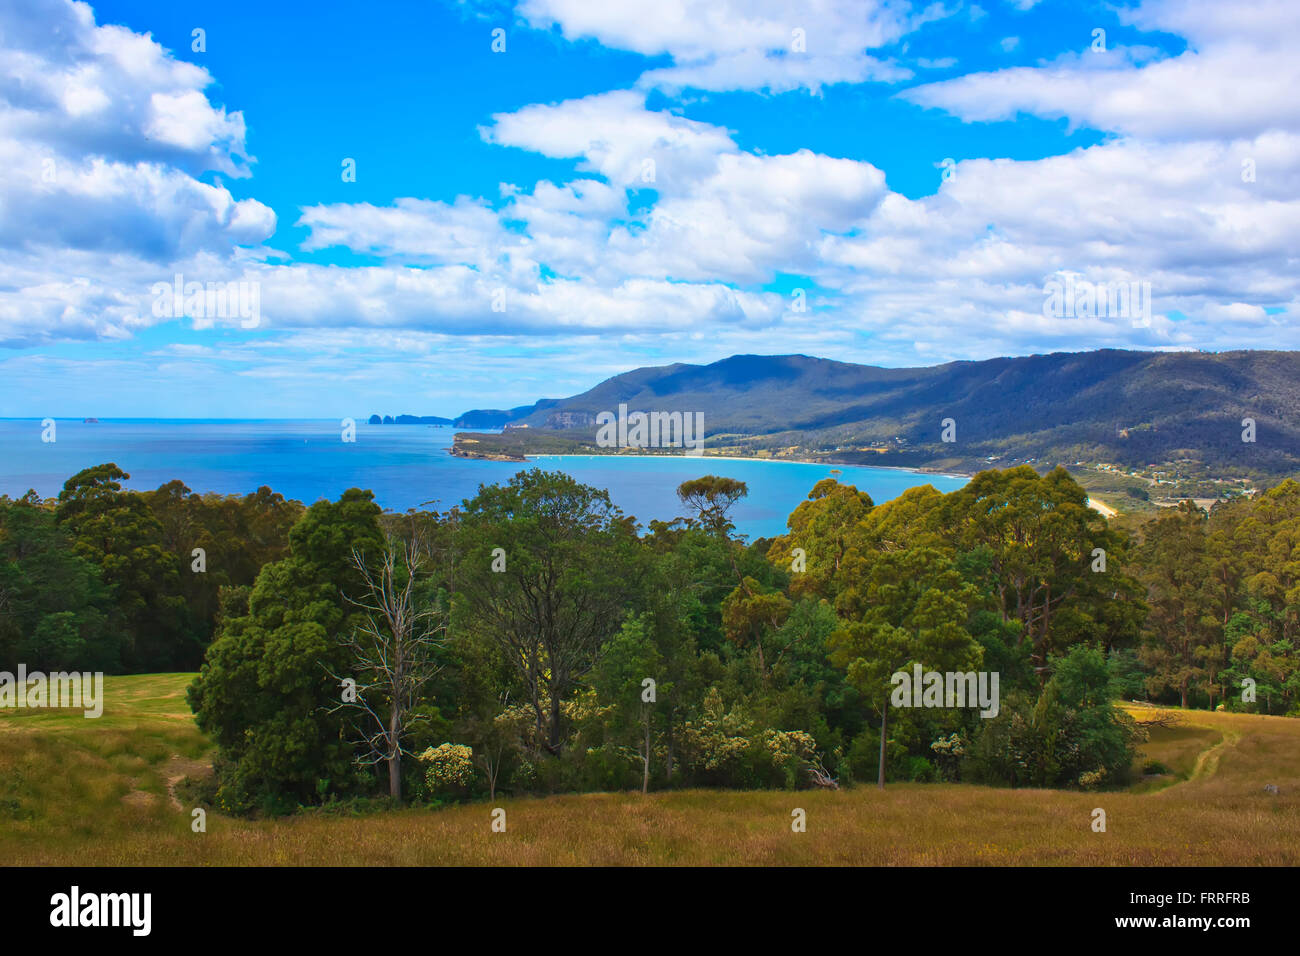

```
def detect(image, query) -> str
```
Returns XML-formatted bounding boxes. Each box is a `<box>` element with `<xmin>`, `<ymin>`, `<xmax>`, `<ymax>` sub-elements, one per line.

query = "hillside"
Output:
<box><xmin>2</xmin><ymin>674</ymin><xmax>1295</xmax><ymax>866</ymax></box>
<box><xmin>445</xmin><ymin>350</ymin><xmax>1300</xmax><ymax>486</ymax></box>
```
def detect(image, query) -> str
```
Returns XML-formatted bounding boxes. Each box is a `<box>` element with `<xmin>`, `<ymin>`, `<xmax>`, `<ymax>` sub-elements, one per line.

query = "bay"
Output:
<box><xmin>0</xmin><ymin>419</ymin><xmax>968</xmax><ymax>539</ymax></box>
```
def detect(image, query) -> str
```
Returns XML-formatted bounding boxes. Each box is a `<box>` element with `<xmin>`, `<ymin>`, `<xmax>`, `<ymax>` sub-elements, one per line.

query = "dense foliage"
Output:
<box><xmin>4</xmin><ymin>462</ymin><xmax>1298</xmax><ymax>814</ymax></box>
<box><xmin>0</xmin><ymin>465</ymin><xmax>300</xmax><ymax>674</ymax></box>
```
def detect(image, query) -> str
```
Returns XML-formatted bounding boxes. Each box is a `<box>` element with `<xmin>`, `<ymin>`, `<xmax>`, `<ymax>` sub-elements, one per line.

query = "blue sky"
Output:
<box><xmin>1</xmin><ymin>0</ymin><xmax>1296</xmax><ymax>417</ymax></box>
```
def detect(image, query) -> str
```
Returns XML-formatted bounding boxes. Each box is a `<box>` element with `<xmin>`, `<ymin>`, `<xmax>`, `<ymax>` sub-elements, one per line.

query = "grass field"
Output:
<box><xmin>1</xmin><ymin>674</ymin><xmax>1296</xmax><ymax>866</ymax></box>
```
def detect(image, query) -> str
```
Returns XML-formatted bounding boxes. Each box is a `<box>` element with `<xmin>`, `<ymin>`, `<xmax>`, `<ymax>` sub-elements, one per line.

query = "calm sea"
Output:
<box><xmin>0</xmin><ymin>419</ymin><xmax>967</xmax><ymax>539</ymax></box>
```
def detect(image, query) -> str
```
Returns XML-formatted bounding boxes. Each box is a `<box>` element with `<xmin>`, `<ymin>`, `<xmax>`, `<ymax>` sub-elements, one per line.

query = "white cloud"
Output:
<box><xmin>249</xmin><ymin>262</ymin><xmax>786</xmax><ymax>337</ymax></box>
<box><xmin>317</xmin><ymin>94</ymin><xmax>890</xmax><ymax>286</ymax></box>
<box><xmin>516</xmin><ymin>0</ymin><xmax>942</xmax><ymax>93</ymax></box>
<box><xmin>812</xmin><ymin>131</ymin><xmax>1300</xmax><ymax>356</ymax></box>
<box><xmin>4</xmin><ymin>0</ymin><xmax>1300</xmax><ymax>382</ymax></box>
<box><xmin>0</xmin><ymin>0</ymin><xmax>252</xmax><ymax>174</ymax></box>
<box><xmin>297</xmin><ymin>197</ymin><xmax>506</xmax><ymax>268</ymax></box>
<box><xmin>0</xmin><ymin>0</ymin><xmax>272</xmax><ymax>345</ymax></box>
<box><xmin>600</xmin><ymin>148</ymin><xmax>888</xmax><ymax>284</ymax></box>
<box><xmin>904</xmin><ymin>0</ymin><xmax>1300</xmax><ymax>140</ymax></box>
<box><xmin>481</xmin><ymin>90</ymin><xmax>736</xmax><ymax>187</ymax></box>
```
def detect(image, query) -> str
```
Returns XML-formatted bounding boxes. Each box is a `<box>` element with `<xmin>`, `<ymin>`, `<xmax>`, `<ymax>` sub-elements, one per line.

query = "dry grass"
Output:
<box><xmin>2</xmin><ymin>676</ymin><xmax>1296</xmax><ymax>865</ymax></box>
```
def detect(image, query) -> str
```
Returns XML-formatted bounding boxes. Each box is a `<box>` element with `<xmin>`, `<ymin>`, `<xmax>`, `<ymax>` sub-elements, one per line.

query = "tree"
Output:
<box><xmin>1211</xmin><ymin>480</ymin><xmax>1300</xmax><ymax>713</ymax></box>
<box><xmin>677</xmin><ymin>476</ymin><xmax>749</xmax><ymax>537</ymax></box>
<box><xmin>942</xmin><ymin>466</ymin><xmax>1131</xmax><ymax>678</ymax></box>
<box><xmin>467</xmin><ymin>698</ymin><xmax>527</xmax><ymax>801</ymax></box>
<box><xmin>55</xmin><ymin>464</ymin><xmax>192</xmax><ymax>669</ymax></box>
<box><xmin>330</xmin><ymin>532</ymin><xmax>446</xmax><ymax>801</ymax></box>
<box><xmin>1136</xmin><ymin>502</ymin><xmax>1218</xmax><ymax>708</ymax></box>
<box><xmin>143</xmin><ymin>481</ymin><xmax>302</xmax><ymax>658</ymax></box>
<box><xmin>721</xmin><ymin>577</ymin><xmax>790</xmax><ymax>678</ymax></box>
<box><xmin>188</xmin><ymin>489</ymin><xmax>384</xmax><ymax>811</ymax></box>
<box><xmin>455</xmin><ymin>469</ymin><xmax>643</xmax><ymax>755</ymax></box>
<box><xmin>766</xmin><ymin>478</ymin><xmax>874</xmax><ymax>602</ymax></box>
<box><xmin>678</xmin><ymin>475</ymin><xmax>794</xmax><ymax>682</ymax></box>
<box><xmin>637</xmin><ymin>525</ymin><xmax>713</xmax><ymax>780</ymax></box>
<box><xmin>0</xmin><ymin>492</ymin><xmax>115</xmax><ymax>671</ymax></box>
<box><xmin>830</xmin><ymin>546</ymin><xmax>983</xmax><ymax>787</ymax></box>
<box><xmin>972</xmin><ymin>645</ymin><xmax>1140</xmax><ymax>788</ymax></box>
<box><xmin>591</xmin><ymin>615</ymin><xmax>664</xmax><ymax>793</ymax></box>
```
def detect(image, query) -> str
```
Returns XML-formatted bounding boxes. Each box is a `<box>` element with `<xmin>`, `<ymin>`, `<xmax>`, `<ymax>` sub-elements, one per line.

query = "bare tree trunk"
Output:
<box><xmin>389</xmin><ymin>706</ymin><xmax>402</xmax><ymax>800</ymax></box>
<box><xmin>877</xmin><ymin>699</ymin><xmax>888</xmax><ymax>789</ymax></box>
<box><xmin>665</xmin><ymin>711</ymin><xmax>675</xmax><ymax>782</ymax></box>
<box><xmin>548</xmin><ymin>693</ymin><xmax>563</xmax><ymax>754</ymax></box>
<box><xmin>642</xmin><ymin>711</ymin><xmax>651</xmax><ymax>794</ymax></box>
<box><xmin>332</xmin><ymin>533</ymin><xmax>445</xmax><ymax>806</ymax></box>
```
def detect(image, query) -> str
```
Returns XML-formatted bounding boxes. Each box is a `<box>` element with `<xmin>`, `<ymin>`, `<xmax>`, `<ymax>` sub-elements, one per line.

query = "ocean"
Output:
<box><xmin>0</xmin><ymin>419</ymin><xmax>968</xmax><ymax>539</ymax></box>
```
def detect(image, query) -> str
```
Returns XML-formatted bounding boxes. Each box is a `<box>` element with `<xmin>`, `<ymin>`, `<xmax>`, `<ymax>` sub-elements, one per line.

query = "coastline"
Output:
<box><xmin>523</xmin><ymin>452</ymin><xmax>972</xmax><ymax>481</ymax></box>
<box><xmin>1086</xmin><ymin>496</ymin><xmax>1118</xmax><ymax>518</ymax></box>
<box><xmin>524</xmin><ymin>452</ymin><xmax>1117</xmax><ymax>517</ymax></box>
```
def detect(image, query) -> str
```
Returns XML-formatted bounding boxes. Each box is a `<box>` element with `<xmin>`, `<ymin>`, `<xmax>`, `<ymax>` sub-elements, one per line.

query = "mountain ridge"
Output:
<box><xmin>422</xmin><ymin>348</ymin><xmax>1300</xmax><ymax>484</ymax></box>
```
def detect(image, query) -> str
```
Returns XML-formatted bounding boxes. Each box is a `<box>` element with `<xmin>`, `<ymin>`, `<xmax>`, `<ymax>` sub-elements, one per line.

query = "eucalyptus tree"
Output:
<box><xmin>455</xmin><ymin>469</ymin><xmax>644</xmax><ymax>755</ymax></box>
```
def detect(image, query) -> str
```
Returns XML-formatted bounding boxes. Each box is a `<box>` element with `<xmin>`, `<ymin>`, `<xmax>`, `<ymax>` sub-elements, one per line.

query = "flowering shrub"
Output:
<box><xmin>419</xmin><ymin>743</ymin><xmax>475</xmax><ymax>793</ymax></box>
<box><xmin>678</xmin><ymin>689</ymin><xmax>822</xmax><ymax>789</ymax></box>
<box><xmin>680</xmin><ymin>687</ymin><xmax>752</xmax><ymax>775</ymax></box>
<box><xmin>1077</xmin><ymin>768</ymin><xmax>1107</xmax><ymax>789</ymax></box>
<box><xmin>762</xmin><ymin>729</ymin><xmax>818</xmax><ymax>788</ymax></box>
<box><xmin>763</xmin><ymin>729</ymin><xmax>816</xmax><ymax>770</ymax></box>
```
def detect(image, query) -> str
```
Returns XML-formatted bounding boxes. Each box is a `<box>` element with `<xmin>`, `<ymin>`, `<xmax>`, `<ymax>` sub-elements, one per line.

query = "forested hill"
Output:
<box><xmin>451</xmin><ymin>349</ymin><xmax>1300</xmax><ymax>478</ymax></box>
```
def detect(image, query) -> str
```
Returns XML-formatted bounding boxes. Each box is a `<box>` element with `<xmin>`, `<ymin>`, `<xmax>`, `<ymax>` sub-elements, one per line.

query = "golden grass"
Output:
<box><xmin>2</xmin><ymin>676</ymin><xmax>1296</xmax><ymax>865</ymax></box>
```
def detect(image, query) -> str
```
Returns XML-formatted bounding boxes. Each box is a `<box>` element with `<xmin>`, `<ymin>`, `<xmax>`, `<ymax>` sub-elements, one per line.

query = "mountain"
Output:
<box><xmin>447</xmin><ymin>349</ymin><xmax>1300</xmax><ymax>480</ymax></box>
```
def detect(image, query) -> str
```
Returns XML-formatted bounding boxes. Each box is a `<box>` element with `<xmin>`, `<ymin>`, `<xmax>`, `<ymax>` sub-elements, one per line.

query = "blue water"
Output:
<box><xmin>0</xmin><ymin>420</ymin><xmax>967</xmax><ymax>539</ymax></box>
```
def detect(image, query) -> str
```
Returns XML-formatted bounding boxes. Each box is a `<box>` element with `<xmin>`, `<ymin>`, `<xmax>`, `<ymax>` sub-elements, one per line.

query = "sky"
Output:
<box><xmin>1</xmin><ymin>0</ymin><xmax>1297</xmax><ymax>418</ymax></box>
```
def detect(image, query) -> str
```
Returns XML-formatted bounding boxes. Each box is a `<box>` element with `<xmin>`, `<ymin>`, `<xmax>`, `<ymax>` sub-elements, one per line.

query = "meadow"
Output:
<box><xmin>1</xmin><ymin>674</ymin><xmax>1295</xmax><ymax>866</ymax></box>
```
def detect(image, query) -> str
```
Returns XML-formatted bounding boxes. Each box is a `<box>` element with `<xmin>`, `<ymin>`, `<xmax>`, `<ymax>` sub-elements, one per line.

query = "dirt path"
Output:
<box><xmin>1187</xmin><ymin>728</ymin><xmax>1242</xmax><ymax>783</ymax></box>
<box><xmin>163</xmin><ymin>754</ymin><xmax>212</xmax><ymax>812</ymax></box>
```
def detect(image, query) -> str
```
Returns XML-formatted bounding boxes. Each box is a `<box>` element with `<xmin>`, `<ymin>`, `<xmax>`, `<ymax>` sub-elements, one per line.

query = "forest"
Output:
<box><xmin>1</xmin><ymin>462</ymin><xmax>1297</xmax><ymax>815</ymax></box>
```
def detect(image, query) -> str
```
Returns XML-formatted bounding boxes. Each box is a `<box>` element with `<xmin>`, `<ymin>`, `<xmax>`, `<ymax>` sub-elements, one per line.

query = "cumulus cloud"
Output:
<box><xmin>297</xmin><ymin>197</ymin><xmax>507</xmax><ymax>268</ymax></box>
<box><xmin>515</xmin><ymin>0</ymin><xmax>939</xmax><ymax>93</ymax></box>
<box><xmin>4</xmin><ymin>0</ymin><xmax>1299</xmax><ymax>378</ymax></box>
<box><xmin>310</xmin><ymin>93</ymin><xmax>891</xmax><ymax>287</ymax></box>
<box><xmin>903</xmin><ymin>0</ymin><xmax>1300</xmax><ymax>140</ymax></box>
<box><xmin>481</xmin><ymin>90</ymin><xmax>736</xmax><ymax>187</ymax></box>
<box><xmin>0</xmin><ymin>0</ymin><xmax>273</xmax><ymax>345</ymax></box>
<box><xmin>295</xmin><ymin>81</ymin><xmax>1298</xmax><ymax>360</ymax></box>
<box><xmin>0</xmin><ymin>0</ymin><xmax>253</xmax><ymax>174</ymax></box>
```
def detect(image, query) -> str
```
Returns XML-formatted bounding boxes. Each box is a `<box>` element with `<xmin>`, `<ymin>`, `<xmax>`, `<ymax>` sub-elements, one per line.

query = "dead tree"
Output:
<box><xmin>1139</xmin><ymin>711</ymin><xmax>1184</xmax><ymax>730</ymax></box>
<box><xmin>329</xmin><ymin>533</ymin><xmax>446</xmax><ymax>801</ymax></box>
<box><xmin>806</xmin><ymin>755</ymin><xmax>839</xmax><ymax>790</ymax></box>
